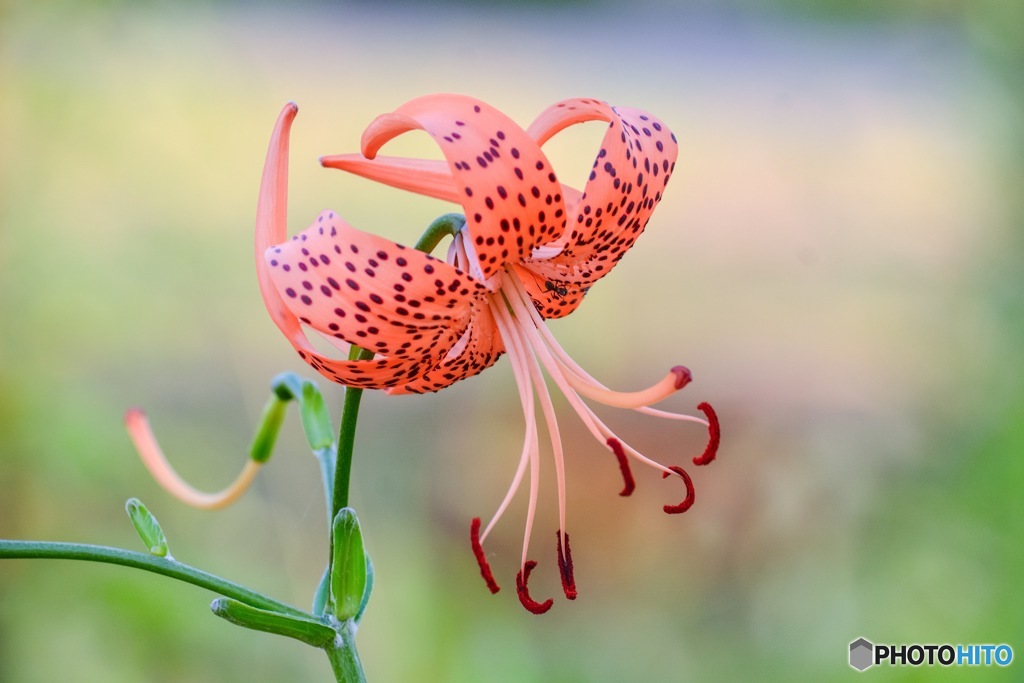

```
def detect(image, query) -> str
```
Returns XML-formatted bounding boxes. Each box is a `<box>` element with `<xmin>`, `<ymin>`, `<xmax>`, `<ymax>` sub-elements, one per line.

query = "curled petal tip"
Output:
<box><xmin>693</xmin><ymin>402</ymin><xmax>720</xmax><ymax>466</ymax></box>
<box><xmin>516</xmin><ymin>560</ymin><xmax>553</xmax><ymax>615</ymax></box>
<box><xmin>671</xmin><ymin>365</ymin><xmax>692</xmax><ymax>390</ymax></box>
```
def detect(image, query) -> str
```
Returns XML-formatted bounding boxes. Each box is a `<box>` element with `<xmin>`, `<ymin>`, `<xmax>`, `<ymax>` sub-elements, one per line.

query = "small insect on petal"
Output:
<box><xmin>556</xmin><ymin>529</ymin><xmax>577</xmax><ymax>600</ymax></box>
<box><xmin>606</xmin><ymin>437</ymin><xmax>636</xmax><ymax>496</ymax></box>
<box><xmin>516</xmin><ymin>560</ymin><xmax>554</xmax><ymax>615</ymax></box>
<box><xmin>662</xmin><ymin>466</ymin><xmax>695</xmax><ymax>514</ymax></box>
<box><xmin>693</xmin><ymin>402</ymin><xmax>720</xmax><ymax>466</ymax></box>
<box><xmin>470</xmin><ymin>517</ymin><xmax>500</xmax><ymax>594</ymax></box>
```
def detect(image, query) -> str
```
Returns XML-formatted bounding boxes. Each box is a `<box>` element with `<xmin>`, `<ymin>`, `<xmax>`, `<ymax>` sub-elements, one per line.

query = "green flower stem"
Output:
<box><xmin>325</xmin><ymin>621</ymin><xmax>365</xmax><ymax>683</ymax></box>
<box><xmin>0</xmin><ymin>539</ymin><xmax>309</xmax><ymax>620</ymax></box>
<box><xmin>331</xmin><ymin>346</ymin><xmax>375</xmax><ymax>518</ymax></box>
<box><xmin>413</xmin><ymin>213</ymin><xmax>465</xmax><ymax>253</ymax></box>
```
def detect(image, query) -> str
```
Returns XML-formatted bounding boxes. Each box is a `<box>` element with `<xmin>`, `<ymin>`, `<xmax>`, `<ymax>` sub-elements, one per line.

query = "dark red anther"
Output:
<box><xmin>692</xmin><ymin>402</ymin><xmax>720</xmax><ymax>466</ymax></box>
<box><xmin>556</xmin><ymin>529</ymin><xmax>577</xmax><ymax>600</ymax></box>
<box><xmin>670</xmin><ymin>365</ymin><xmax>692</xmax><ymax>390</ymax></box>
<box><xmin>470</xmin><ymin>517</ymin><xmax>500</xmax><ymax>594</ymax></box>
<box><xmin>662</xmin><ymin>465</ymin><xmax>695</xmax><ymax>514</ymax></box>
<box><xmin>607</xmin><ymin>437</ymin><xmax>636</xmax><ymax>496</ymax></box>
<box><xmin>516</xmin><ymin>560</ymin><xmax>554</xmax><ymax>614</ymax></box>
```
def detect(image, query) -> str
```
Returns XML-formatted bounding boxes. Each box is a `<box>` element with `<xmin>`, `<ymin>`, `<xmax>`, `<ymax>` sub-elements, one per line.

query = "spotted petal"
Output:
<box><xmin>323</xmin><ymin>94</ymin><xmax>568</xmax><ymax>283</ymax></box>
<box><xmin>397</xmin><ymin>301</ymin><xmax>504</xmax><ymax>394</ymax></box>
<box><xmin>256</xmin><ymin>103</ymin><xmax>500</xmax><ymax>393</ymax></box>
<box><xmin>265</xmin><ymin>211</ymin><xmax>489</xmax><ymax>361</ymax></box>
<box><xmin>521</xmin><ymin>99</ymin><xmax>679</xmax><ymax>318</ymax></box>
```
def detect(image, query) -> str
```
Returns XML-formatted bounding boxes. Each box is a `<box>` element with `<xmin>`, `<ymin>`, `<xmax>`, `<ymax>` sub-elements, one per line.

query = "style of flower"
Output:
<box><xmin>256</xmin><ymin>95</ymin><xmax>720</xmax><ymax>614</ymax></box>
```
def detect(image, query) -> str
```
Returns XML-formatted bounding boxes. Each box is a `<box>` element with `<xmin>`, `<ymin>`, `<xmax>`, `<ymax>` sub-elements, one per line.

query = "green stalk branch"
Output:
<box><xmin>0</xmin><ymin>540</ymin><xmax>309</xmax><ymax>620</ymax></box>
<box><xmin>332</xmin><ymin>346</ymin><xmax>375</xmax><ymax>519</ymax></box>
<box><xmin>325</xmin><ymin>621</ymin><xmax>366</xmax><ymax>683</ymax></box>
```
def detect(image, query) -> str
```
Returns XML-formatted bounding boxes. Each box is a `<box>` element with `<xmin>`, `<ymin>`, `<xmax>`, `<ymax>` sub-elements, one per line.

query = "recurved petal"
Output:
<box><xmin>354</xmin><ymin>94</ymin><xmax>568</xmax><ymax>282</ymax></box>
<box><xmin>320</xmin><ymin>155</ymin><xmax>461</xmax><ymax>204</ymax></box>
<box><xmin>391</xmin><ymin>301</ymin><xmax>505</xmax><ymax>394</ymax></box>
<box><xmin>300</xmin><ymin>349</ymin><xmax>434</xmax><ymax>392</ymax></box>
<box><xmin>265</xmin><ymin>210</ymin><xmax>490</xmax><ymax>363</ymax></box>
<box><xmin>256</xmin><ymin>102</ymin><xmax>303</xmax><ymax>343</ymax></box>
<box><xmin>523</xmin><ymin>98</ymin><xmax>679</xmax><ymax>298</ymax></box>
<box><xmin>254</xmin><ymin>103</ymin><xmax>494</xmax><ymax>394</ymax></box>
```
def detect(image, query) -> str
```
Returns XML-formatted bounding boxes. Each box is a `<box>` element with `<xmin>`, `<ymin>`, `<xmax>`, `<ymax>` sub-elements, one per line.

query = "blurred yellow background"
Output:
<box><xmin>2</xmin><ymin>0</ymin><xmax>1022</xmax><ymax>681</ymax></box>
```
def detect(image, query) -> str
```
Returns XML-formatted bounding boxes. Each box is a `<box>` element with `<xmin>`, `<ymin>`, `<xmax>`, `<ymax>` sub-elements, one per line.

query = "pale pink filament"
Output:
<box><xmin>465</xmin><ymin>231</ymin><xmax>708</xmax><ymax>576</ymax></box>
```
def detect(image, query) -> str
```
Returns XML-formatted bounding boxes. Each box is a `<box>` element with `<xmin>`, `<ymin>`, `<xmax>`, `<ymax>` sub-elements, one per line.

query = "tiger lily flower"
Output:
<box><xmin>257</xmin><ymin>95</ymin><xmax>720</xmax><ymax>614</ymax></box>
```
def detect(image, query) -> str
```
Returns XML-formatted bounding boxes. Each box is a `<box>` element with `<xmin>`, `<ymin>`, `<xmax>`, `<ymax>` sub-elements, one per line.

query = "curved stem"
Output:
<box><xmin>413</xmin><ymin>213</ymin><xmax>465</xmax><ymax>254</ymax></box>
<box><xmin>0</xmin><ymin>539</ymin><xmax>310</xmax><ymax>619</ymax></box>
<box><xmin>325</xmin><ymin>621</ymin><xmax>366</xmax><ymax>683</ymax></box>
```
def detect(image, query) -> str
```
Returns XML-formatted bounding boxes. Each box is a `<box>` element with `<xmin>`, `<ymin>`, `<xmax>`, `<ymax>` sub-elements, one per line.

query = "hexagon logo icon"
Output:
<box><xmin>849</xmin><ymin>637</ymin><xmax>874</xmax><ymax>671</ymax></box>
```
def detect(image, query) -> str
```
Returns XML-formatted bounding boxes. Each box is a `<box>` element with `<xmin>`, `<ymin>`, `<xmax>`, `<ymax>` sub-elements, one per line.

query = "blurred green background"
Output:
<box><xmin>2</xmin><ymin>0</ymin><xmax>1022</xmax><ymax>681</ymax></box>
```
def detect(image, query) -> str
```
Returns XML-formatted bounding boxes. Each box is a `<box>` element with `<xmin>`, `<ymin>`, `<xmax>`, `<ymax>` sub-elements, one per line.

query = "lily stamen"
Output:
<box><xmin>500</xmin><ymin>274</ymin><xmax>678</xmax><ymax>475</ymax></box>
<box><xmin>515</xmin><ymin>560</ymin><xmax>553</xmax><ymax>615</ymax></box>
<box><xmin>662</xmin><ymin>466</ymin><xmax>696</xmax><ymax>514</ymax></box>
<box><xmin>693</xmin><ymin>402</ymin><xmax>721</xmax><ymax>466</ymax></box>
<box><xmin>470</xmin><ymin>517</ymin><xmax>500</xmax><ymax>594</ymax></box>
<box><xmin>563</xmin><ymin>366</ymin><xmax>691</xmax><ymax>410</ymax></box>
<box><xmin>556</xmin><ymin>529</ymin><xmax>577</xmax><ymax>600</ymax></box>
<box><xmin>606</xmin><ymin>437</ymin><xmax>637</xmax><ymax>496</ymax></box>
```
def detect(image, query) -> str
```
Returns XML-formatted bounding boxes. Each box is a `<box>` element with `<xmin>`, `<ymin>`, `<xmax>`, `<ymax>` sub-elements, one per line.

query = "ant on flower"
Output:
<box><xmin>544</xmin><ymin>280</ymin><xmax>569</xmax><ymax>299</ymax></box>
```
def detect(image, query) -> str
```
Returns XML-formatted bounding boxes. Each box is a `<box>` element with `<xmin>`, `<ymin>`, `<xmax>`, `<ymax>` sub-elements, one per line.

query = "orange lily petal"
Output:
<box><xmin>353</xmin><ymin>94</ymin><xmax>568</xmax><ymax>283</ymax></box>
<box><xmin>256</xmin><ymin>102</ymin><xmax>303</xmax><ymax>344</ymax></box>
<box><xmin>256</xmin><ymin>103</ymin><xmax>501</xmax><ymax>393</ymax></box>
<box><xmin>265</xmin><ymin>210</ymin><xmax>489</xmax><ymax>361</ymax></box>
<box><xmin>320</xmin><ymin>155</ymin><xmax>461</xmax><ymax>204</ymax></box>
<box><xmin>394</xmin><ymin>301</ymin><xmax>504</xmax><ymax>394</ymax></box>
<box><xmin>522</xmin><ymin>98</ymin><xmax>679</xmax><ymax>317</ymax></box>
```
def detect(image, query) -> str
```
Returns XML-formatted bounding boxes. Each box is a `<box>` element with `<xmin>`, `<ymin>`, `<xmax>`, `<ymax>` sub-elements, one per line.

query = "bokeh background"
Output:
<box><xmin>2</xmin><ymin>0</ymin><xmax>1021</xmax><ymax>681</ymax></box>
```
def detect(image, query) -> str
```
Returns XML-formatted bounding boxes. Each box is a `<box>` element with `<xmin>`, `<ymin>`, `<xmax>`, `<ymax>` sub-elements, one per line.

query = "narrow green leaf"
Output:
<box><xmin>300</xmin><ymin>380</ymin><xmax>334</xmax><ymax>451</ymax></box>
<box><xmin>312</xmin><ymin>563</ymin><xmax>331</xmax><ymax>617</ymax></box>
<box><xmin>330</xmin><ymin>508</ymin><xmax>367</xmax><ymax>621</ymax></box>
<box><xmin>355</xmin><ymin>555</ymin><xmax>373</xmax><ymax>623</ymax></box>
<box><xmin>125</xmin><ymin>498</ymin><xmax>169</xmax><ymax>557</ymax></box>
<box><xmin>249</xmin><ymin>394</ymin><xmax>289</xmax><ymax>464</ymax></box>
<box><xmin>211</xmin><ymin>597</ymin><xmax>336</xmax><ymax>648</ymax></box>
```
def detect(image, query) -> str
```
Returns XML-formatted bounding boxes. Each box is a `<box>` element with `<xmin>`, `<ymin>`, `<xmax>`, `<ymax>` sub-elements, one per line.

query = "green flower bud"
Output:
<box><xmin>125</xmin><ymin>498</ymin><xmax>169</xmax><ymax>558</ymax></box>
<box><xmin>211</xmin><ymin>598</ymin><xmax>335</xmax><ymax>648</ymax></box>
<box><xmin>330</xmin><ymin>508</ymin><xmax>367</xmax><ymax>621</ymax></box>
